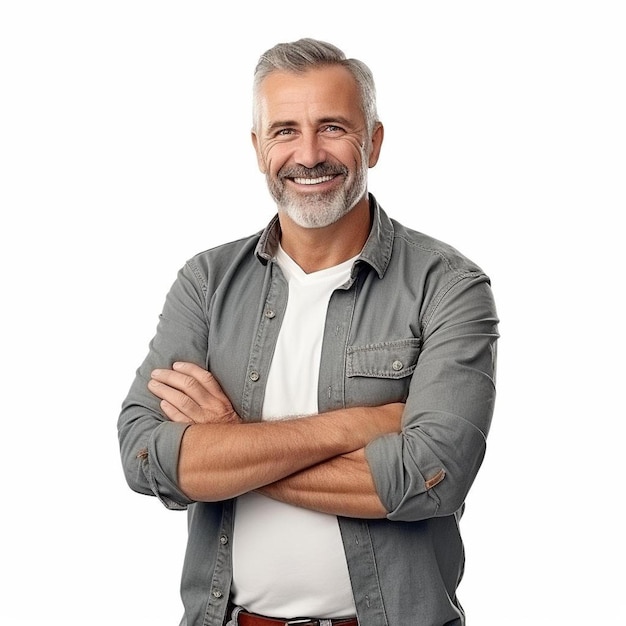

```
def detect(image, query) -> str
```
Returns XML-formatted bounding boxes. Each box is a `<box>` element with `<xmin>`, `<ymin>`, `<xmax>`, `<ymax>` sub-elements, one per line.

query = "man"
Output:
<box><xmin>118</xmin><ymin>38</ymin><xmax>499</xmax><ymax>626</ymax></box>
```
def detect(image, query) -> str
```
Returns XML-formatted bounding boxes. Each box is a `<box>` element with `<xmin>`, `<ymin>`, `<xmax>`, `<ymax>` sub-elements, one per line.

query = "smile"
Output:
<box><xmin>292</xmin><ymin>175</ymin><xmax>336</xmax><ymax>185</ymax></box>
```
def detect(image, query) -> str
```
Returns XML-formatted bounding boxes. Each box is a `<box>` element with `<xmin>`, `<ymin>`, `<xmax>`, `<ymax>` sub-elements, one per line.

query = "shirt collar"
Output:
<box><xmin>255</xmin><ymin>193</ymin><xmax>394</xmax><ymax>279</ymax></box>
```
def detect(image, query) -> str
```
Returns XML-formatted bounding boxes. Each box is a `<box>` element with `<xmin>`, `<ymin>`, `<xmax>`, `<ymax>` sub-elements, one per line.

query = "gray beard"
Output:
<box><xmin>267</xmin><ymin>161</ymin><xmax>368</xmax><ymax>229</ymax></box>
<box><xmin>280</xmin><ymin>188</ymin><xmax>355</xmax><ymax>229</ymax></box>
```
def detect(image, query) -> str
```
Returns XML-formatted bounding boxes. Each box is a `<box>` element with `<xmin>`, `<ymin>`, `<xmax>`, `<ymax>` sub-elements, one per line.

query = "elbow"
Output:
<box><xmin>119</xmin><ymin>430</ymin><xmax>192</xmax><ymax>510</ymax></box>
<box><xmin>120</xmin><ymin>446</ymin><xmax>154</xmax><ymax>497</ymax></box>
<box><xmin>386</xmin><ymin>458</ymin><xmax>484</xmax><ymax>522</ymax></box>
<box><xmin>429</xmin><ymin>473</ymin><xmax>471</xmax><ymax>518</ymax></box>
<box><xmin>118</xmin><ymin>416</ymin><xmax>152</xmax><ymax>495</ymax></box>
<box><xmin>428</xmin><ymin>447</ymin><xmax>486</xmax><ymax>518</ymax></box>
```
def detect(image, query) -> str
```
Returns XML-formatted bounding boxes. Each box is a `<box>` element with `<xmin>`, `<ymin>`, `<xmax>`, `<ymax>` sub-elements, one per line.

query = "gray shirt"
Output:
<box><xmin>118</xmin><ymin>195</ymin><xmax>499</xmax><ymax>626</ymax></box>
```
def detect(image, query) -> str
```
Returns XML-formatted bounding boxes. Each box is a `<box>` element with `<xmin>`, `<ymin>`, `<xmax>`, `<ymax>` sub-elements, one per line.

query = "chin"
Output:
<box><xmin>281</xmin><ymin>204</ymin><xmax>352</xmax><ymax>229</ymax></box>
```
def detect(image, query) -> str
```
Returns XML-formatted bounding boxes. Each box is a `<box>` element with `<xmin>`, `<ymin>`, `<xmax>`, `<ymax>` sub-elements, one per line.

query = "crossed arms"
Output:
<box><xmin>148</xmin><ymin>361</ymin><xmax>403</xmax><ymax>518</ymax></box>
<box><xmin>118</xmin><ymin>255</ymin><xmax>498</xmax><ymax>522</ymax></box>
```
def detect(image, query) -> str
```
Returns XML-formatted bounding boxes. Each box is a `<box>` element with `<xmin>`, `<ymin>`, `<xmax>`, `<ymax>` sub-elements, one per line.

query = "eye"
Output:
<box><xmin>276</xmin><ymin>128</ymin><xmax>295</xmax><ymax>136</ymax></box>
<box><xmin>323</xmin><ymin>125</ymin><xmax>344</xmax><ymax>133</ymax></box>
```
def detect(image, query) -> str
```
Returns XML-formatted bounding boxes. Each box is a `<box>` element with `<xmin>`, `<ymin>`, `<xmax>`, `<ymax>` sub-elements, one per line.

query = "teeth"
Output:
<box><xmin>293</xmin><ymin>175</ymin><xmax>334</xmax><ymax>185</ymax></box>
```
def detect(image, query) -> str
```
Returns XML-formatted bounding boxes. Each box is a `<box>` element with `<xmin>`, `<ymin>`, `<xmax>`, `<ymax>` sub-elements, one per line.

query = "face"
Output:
<box><xmin>252</xmin><ymin>65</ymin><xmax>383</xmax><ymax>229</ymax></box>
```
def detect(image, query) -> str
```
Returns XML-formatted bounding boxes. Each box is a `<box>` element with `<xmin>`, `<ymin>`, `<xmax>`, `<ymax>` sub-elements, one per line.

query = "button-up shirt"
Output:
<box><xmin>118</xmin><ymin>195</ymin><xmax>499</xmax><ymax>626</ymax></box>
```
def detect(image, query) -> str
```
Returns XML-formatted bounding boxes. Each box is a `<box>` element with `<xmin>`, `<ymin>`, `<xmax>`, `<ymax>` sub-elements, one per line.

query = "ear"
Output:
<box><xmin>367</xmin><ymin>122</ymin><xmax>384</xmax><ymax>168</ymax></box>
<box><xmin>251</xmin><ymin>131</ymin><xmax>267</xmax><ymax>173</ymax></box>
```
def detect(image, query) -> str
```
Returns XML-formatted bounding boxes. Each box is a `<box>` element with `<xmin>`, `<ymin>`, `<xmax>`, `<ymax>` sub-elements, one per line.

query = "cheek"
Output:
<box><xmin>262</xmin><ymin>144</ymin><xmax>289</xmax><ymax>176</ymax></box>
<box><xmin>335</xmin><ymin>138</ymin><xmax>367</xmax><ymax>166</ymax></box>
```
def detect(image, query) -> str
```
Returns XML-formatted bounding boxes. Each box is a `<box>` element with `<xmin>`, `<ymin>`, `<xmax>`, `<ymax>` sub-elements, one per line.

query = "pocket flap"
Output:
<box><xmin>346</xmin><ymin>338</ymin><xmax>421</xmax><ymax>379</ymax></box>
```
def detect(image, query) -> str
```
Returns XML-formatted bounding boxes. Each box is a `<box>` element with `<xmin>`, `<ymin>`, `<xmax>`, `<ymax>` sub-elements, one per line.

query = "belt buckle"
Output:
<box><xmin>285</xmin><ymin>620</ymin><xmax>319</xmax><ymax>626</ymax></box>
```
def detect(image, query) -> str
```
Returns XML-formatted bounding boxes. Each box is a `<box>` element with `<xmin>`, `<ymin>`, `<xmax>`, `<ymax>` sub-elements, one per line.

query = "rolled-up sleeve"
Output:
<box><xmin>117</xmin><ymin>262</ymin><xmax>209</xmax><ymax>510</ymax></box>
<box><xmin>365</xmin><ymin>272</ymin><xmax>499</xmax><ymax>521</ymax></box>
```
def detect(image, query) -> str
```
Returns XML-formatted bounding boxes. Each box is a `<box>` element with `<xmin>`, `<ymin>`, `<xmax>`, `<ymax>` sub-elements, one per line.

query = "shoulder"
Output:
<box><xmin>390</xmin><ymin>218</ymin><xmax>486</xmax><ymax>277</ymax></box>
<box><xmin>185</xmin><ymin>230</ymin><xmax>264</xmax><ymax>280</ymax></box>
<box><xmin>384</xmin><ymin>216</ymin><xmax>498</xmax><ymax>336</ymax></box>
<box><xmin>369</xmin><ymin>197</ymin><xmax>488</xmax><ymax>281</ymax></box>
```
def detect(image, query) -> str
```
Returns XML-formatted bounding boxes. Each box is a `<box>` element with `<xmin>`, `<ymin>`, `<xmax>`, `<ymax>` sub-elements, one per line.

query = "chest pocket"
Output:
<box><xmin>345</xmin><ymin>338</ymin><xmax>421</xmax><ymax>405</ymax></box>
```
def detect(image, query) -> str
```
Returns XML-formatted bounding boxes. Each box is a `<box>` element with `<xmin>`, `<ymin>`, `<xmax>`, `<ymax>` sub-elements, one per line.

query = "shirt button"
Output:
<box><xmin>212</xmin><ymin>589</ymin><xmax>223</xmax><ymax>599</ymax></box>
<box><xmin>392</xmin><ymin>360</ymin><xmax>404</xmax><ymax>371</ymax></box>
<box><xmin>249</xmin><ymin>371</ymin><xmax>260</xmax><ymax>382</ymax></box>
<box><xmin>220</xmin><ymin>535</ymin><xmax>229</xmax><ymax>545</ymax></box>
<box><xmin>264</xmin><ymin>309</ymin><xmax>275</xmax><ymax>318</ymax></box>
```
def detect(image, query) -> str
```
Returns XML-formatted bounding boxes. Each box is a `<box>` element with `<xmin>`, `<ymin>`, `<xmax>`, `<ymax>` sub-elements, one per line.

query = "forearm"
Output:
<box><xmin>178</xmin><ymin>405</ymin><xmax>400</xmax><ymax>502</ymax></box>
<box><xmin>257</xmin><ymin>449</ymin><xmax>388</xmax><ymax>518</ymax></box>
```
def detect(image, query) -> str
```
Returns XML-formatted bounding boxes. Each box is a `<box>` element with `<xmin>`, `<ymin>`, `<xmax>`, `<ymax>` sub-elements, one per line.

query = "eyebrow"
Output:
<box><xmin>265</xmin><ymin>116</ymin><xmax>354</xmax><ymax>133</ymax></box>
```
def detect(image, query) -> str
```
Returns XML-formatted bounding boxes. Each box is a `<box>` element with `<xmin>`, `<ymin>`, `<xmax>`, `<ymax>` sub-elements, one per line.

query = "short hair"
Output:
<box><xmin>252</xmin><ymin>38</ymin><xmax>379</xmax><ymax>137</ymax></box>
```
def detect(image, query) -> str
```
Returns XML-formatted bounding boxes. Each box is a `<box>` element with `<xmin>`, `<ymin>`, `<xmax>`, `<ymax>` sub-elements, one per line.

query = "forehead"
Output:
<box><xmin>257</xmin><ymin>65</ymin><xmax>363</xmax><ymax>126</ymax></box>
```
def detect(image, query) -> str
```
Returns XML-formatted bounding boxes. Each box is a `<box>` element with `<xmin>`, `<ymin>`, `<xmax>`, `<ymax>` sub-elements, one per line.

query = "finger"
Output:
<box><xmin>149</xmin><ymin>374</ymin><xmax>235</xmax><ymax>424</ymax></box>
<box><xmin>150</xmin><ymin>365</ymin><xmax>238</xmax><ymax>424</ymax></box>
<box><xmin>150</xmin><ymin>368</ymin><xmax>213</xmax><ymax>407</ymax></box>
<box><xmin>148</xmin><ymin>378</ymin><xmax>201</xmax><ymax>418</ymax></box>
<box><xmin>172</xmin><ymin>362</ymin><xmax>230</xmax><ymax>400</ymax></box>
<box><xmin>159</xmin><ymin>399</ymin><xmax>194</xmax><ymax>424</ymax></box>
<box><xmin>154</xmin><ymin>363</ymin><xmax>232</xmax><ymax>408</ymax></box>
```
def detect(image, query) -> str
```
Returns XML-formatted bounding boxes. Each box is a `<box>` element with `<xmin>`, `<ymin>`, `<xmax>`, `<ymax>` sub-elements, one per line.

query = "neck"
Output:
<box><xmin>279</xmin><ymin>198</ymin><xmax>371</xmax><ymax>274</ymax></box>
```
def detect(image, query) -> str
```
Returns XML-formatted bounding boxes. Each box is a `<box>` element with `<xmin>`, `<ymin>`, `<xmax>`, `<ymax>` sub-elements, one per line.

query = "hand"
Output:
<box><xmin>148</xmin><ymin>362</ymin><xmax>241</xmax><ymax>425</ymax></box>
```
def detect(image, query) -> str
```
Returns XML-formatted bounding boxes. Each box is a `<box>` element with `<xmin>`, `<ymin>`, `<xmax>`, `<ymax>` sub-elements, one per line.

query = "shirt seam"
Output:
<box><xmin>422</xmin><ymin>271</ymin><xmax>486</xmax><ymax>332</ymax></box>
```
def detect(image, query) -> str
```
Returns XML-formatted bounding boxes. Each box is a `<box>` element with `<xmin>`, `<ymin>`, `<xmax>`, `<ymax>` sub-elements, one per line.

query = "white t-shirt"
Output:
<box><xmin>231</xmin><ymin>245</ymin><xmax>357</xmax><ymax>619</ymax></box>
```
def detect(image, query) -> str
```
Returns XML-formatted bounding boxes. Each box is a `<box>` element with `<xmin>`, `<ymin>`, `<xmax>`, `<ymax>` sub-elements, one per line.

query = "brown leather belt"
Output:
<box><xmin>237</xmin><ymin>611</ymin><xmax>358</xmax><ymax>626</ymax></box>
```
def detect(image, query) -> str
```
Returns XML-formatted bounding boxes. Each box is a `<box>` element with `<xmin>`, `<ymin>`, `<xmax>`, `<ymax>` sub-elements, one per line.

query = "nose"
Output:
<box><xmin>294</xmin><ymin>131</ymin><xmax>327</xmax><ymax>168</ymax></box>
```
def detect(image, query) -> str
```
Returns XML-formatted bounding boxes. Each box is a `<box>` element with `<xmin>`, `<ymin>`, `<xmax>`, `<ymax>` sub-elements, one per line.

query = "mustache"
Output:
<box><xmin>278</xmin><ymin>163</ymin><xmax>348</xmax><ymax>180</ymax></box>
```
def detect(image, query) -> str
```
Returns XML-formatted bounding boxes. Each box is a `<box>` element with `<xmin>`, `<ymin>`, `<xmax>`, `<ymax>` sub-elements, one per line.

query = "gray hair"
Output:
<box><xmin>252</xmin><ymin>38</ymin><xmax>379</xmax><ymax>137</ymax></box>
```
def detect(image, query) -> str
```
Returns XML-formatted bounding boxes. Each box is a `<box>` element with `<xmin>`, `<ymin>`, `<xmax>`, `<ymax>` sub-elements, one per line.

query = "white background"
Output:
<box><xmin>1</xmin><ymin>1</ymin><xmax>624</xmax><ymax>624</ymax></box>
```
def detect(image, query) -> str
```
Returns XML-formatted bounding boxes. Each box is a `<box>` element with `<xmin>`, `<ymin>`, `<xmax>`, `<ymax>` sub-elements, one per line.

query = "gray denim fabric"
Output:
<box><xmin>224</xmin><ymin>606</ymin><xmax>243</xmax><ymax>626</ymax></box>
<box><xmin>118</xmin><ymin>194</ymin><xmax>499</xmax><ymax>626</ymax></box>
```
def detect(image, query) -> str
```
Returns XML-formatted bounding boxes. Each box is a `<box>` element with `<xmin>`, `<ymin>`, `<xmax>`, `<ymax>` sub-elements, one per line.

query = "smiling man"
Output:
<box><xmin>118</xmin><ymin>38</ymin><xmax>499</xmax><ymax>626</ymax></box>
<box><xmin>254</xmin><ymin>63</ymin><xmax>380</xmax><ymax>235</ymax></box>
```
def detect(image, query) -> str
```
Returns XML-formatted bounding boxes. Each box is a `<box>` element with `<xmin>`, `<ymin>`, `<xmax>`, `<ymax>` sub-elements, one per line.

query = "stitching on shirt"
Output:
<box><xmin>187</xmin><ymin>260</ymin><xmax>207</xmax><ymax>292</ymax></box>
<box><xmin>357</xmin><ymin>202</ymin><xmax>394</xmax><ymax>278</ymax></box>
<box><xmin>340</xmin><ymin>275</ymin><xmax>361</xmax><ymax>405</ymax></box>
<box><xmin>392</xmin><ymin>233</ymin><xmax>458</xmax><ymax>272</ymax></box>
<box><xmin>186</xmin><ymin>259</ymin><xmax>212</xmax><ymax>327</ymax></box>
<box><xmin>363</xmin><ymin>523</ymin><xmax>390</xmax><ymax>626</ymax></box>
<box><xmin>346</xmin><ymin>338</ymin><xmax>421</xmax><ymax>378</ymax></box>
<box><xmin>422</xmin><ymin>271</ymin><xmax>484</xmax><ymax>332</ymax></box>
<box><xmin>348</xmin><ymin>339</ymin><xmax>420</xmax><ymax>352</ymax></box>
<box><xmin>391</xmin><ymin>231</ymin><xmax>489</xmax><ymax>336</ymax></box>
